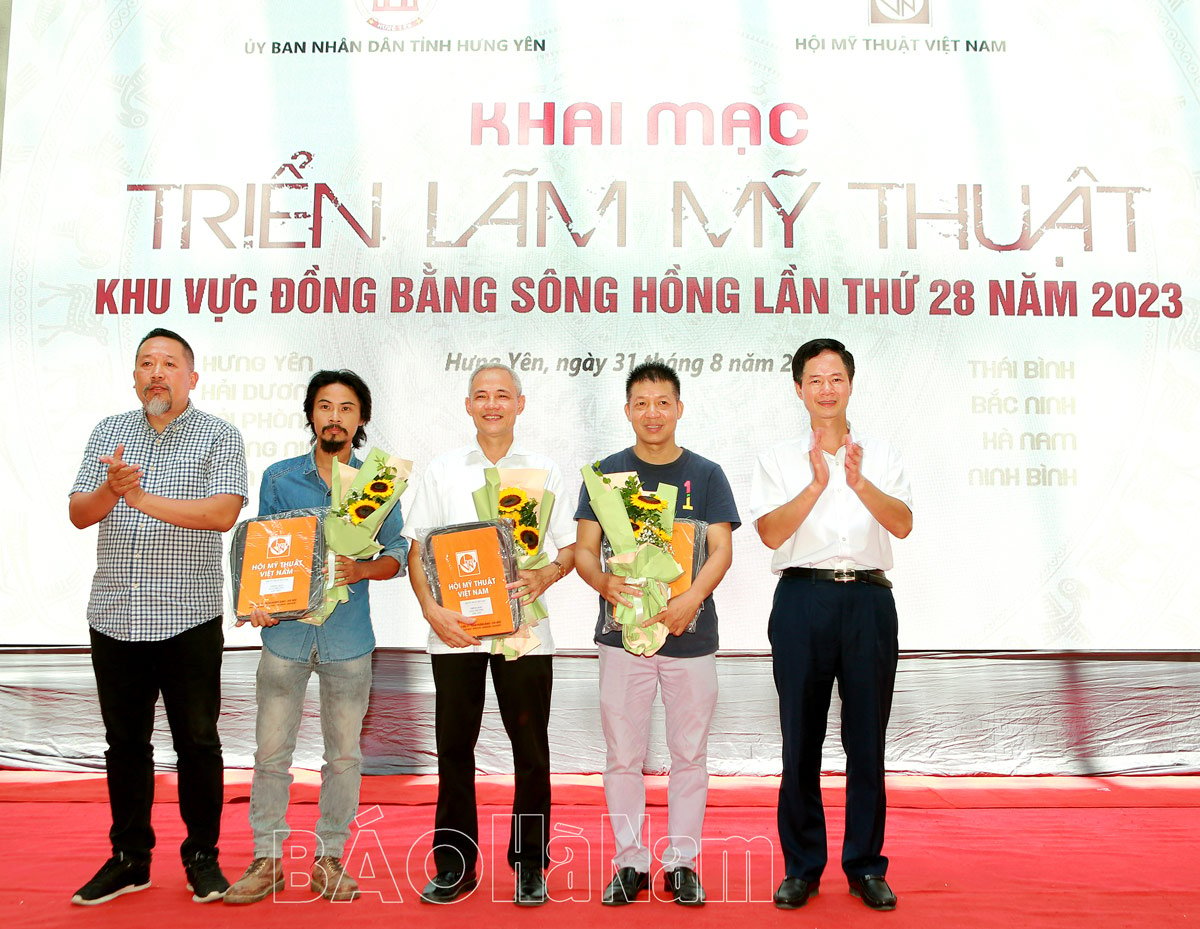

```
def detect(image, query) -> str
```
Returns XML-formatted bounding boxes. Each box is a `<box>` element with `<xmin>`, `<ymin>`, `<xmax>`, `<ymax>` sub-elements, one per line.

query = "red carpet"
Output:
<box><xmin>2</xmin><ymin>772</ymin><xmax>1197</xmax><ymax>928</ymax></box>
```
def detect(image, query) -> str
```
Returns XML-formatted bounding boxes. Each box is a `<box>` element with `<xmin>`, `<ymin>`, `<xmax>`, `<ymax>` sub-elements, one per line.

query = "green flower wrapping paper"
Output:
<box><xmin>301</xmin><ymin>447</ymin><xmax>412</xmax><ymax>626</ymax></box>
<box><xmin>580</xmin><ymin>465</ymin><xmax>684</xmax><ymax>656</ymax></box>
<box><xmin>473</xmin><ymin>466</ymin><xmax>556</xmax><ymax>659</ymax></box>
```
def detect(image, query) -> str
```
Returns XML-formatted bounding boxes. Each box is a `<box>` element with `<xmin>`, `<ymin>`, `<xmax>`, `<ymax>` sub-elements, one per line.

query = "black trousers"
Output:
<box><xmin>89</xmin><ymin>617</ymin><xmax>224</xmax><ymax>862</ymax></box>
<box><xmin>429</xmin><ymin>652</ymin><xmax>552</xmax><ymax>872</ymax></box>
<box><xmin>768</xmin><ymin>577</ymin><xmax>898</xmax><ymax>881</ymax></box>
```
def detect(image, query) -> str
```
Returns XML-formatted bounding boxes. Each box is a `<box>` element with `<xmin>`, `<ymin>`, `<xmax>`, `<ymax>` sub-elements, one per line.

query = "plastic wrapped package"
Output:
<box><xmin>418</xmin><ymin>519</ymin><xmax>524</xmax><ymax>638</ymax></box>
<box><xmin>229</xmin><ymin>507</ymin><xmax>329</xmax><ymax>622</ymax></box>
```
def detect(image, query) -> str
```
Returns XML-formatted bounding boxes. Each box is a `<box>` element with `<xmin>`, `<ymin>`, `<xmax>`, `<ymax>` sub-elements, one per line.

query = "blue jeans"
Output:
<box><xmin>249</xmin><ymin>647</ymin><xmax>373</xmax><ymax>858</ymax></box>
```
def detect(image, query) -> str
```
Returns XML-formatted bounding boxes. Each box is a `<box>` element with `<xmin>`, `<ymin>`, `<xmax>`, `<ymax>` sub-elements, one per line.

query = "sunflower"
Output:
<box><xmin>516</xmin><ymin>525</ymin><xmax>540</xmax><ymax>555</ymax></box>
<box><xmin>629</xmin><ymin>518</ymin><xmax>646</xmax><ymax>535</ymax></box>
<box><xmin>365</xmin><ymin>478</ymin><xmax>395</xmax><ymax>498</ymax></box>
<box><xmin>349</xmin><ymin>498</ymin><xmax>380</xmax><ymax>524</ymax></box>
<box><xmin>498</xmin><ymin>487</ymin><xmax>529</xmax><ymax>512</ymax></box>
<box><xmin>632</xmin><ymin>493</ymin><xmax>667</xmax><ymax>512</ymax></box>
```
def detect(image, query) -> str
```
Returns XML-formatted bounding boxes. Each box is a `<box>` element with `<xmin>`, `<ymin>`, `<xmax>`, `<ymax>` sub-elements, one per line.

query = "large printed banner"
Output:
<box><xmin>2</xmin><ymin>1</ymin><xmax>1197</xmax><ymax>648</ymax></box>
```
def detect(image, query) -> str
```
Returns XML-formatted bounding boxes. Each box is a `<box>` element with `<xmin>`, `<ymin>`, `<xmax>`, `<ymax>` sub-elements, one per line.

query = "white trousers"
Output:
<box><xmin>597</xmin><ymin>644</ymin><xmax>718</xmax><ymax>872</ymax></box>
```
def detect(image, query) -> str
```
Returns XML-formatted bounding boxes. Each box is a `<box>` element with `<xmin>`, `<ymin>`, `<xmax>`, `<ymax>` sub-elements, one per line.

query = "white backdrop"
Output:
<box><xmin>2</xmin><ymin>0</ymin><xmax>1197</xmax><ymax>649</ymax></box>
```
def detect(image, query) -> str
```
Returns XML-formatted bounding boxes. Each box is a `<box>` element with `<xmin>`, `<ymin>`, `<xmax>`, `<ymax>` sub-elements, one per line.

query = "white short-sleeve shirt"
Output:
<box><xmin>748</xmin><ymin>430</ymin><xmax>912</xmax><ymax>575</ymax></box>
<box><xmin>403</xmin><ymin>440</ymin><xmax>577</xmax><ymax>655</ymax></box>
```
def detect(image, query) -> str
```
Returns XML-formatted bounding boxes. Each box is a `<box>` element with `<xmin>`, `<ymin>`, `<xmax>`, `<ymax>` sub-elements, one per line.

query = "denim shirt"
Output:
<box><xmin>257</xmin><ymin>450</ymin><xmax>407</xmax><ymax>662</ymax></box>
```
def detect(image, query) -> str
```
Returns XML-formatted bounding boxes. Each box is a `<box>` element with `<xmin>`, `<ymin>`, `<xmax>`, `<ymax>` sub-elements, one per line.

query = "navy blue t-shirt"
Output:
<box><xmin>575</xmin><ymin>447</ymin><xmax>740</xmax><ymax>657</ymax></box>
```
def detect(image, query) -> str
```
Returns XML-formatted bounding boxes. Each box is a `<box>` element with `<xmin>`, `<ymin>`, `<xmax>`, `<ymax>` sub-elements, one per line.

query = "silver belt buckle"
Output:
<box><xmin>832</xmin><ymin>558</ymin><xmax>856</xmax><ymax>583</ymax></box>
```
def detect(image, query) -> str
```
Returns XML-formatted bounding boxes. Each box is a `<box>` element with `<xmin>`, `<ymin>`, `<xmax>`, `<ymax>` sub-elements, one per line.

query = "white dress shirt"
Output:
<box><xmin>402</xmin><ymin>439</ymin><xmax>577</xmax><ymax>655</ymax></box>
<box><xmin>747</xmin><ymin>430</ymin><xmax>912</xmax><ymax>575</ymax></box>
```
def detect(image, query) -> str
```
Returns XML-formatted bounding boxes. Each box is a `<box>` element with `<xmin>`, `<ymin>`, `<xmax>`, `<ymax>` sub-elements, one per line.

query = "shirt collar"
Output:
<box><xmin>465</xmin><ymin>436</ymin><xmax>528</xmax><ymax>466</ymax></box>
<box><xmin>142</xmin><ymin>400</ymin><xmax>196</xmax><ymax>436</ymax></box>
<box><xmin>304</xmin><ymin>446</ymin><xmax>363</xmax><ymax>475</ymax></box>
<box><xmin>813</xmin><ymin>423</ymin><xmax>862</xmax><ymax>460</ymax></box>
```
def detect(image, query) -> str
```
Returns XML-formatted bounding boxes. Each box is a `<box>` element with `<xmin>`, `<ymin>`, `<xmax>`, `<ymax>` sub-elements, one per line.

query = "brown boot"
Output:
<box><xmin>312</xmin><ymin>856</ymin><xmax>359</xmax><ymax>902</ymax></box>
<box><xmin>223</xmin><ymin>858</ymin><xmax>283</xmax><ymax>905</ymax></box>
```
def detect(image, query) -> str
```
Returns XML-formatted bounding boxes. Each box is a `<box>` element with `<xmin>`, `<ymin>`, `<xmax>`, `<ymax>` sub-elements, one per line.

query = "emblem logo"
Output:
<box><xmin>357</xmin><ymin>0</ymin><xmax>437</xmax><ymax>32</ymax></box>
<box><xmin>456</xmin><ymin>550</ymin><xmax>480</xmax><ymax>576</ymax></box>
<box><xmin>869</xmin><ymin>0</ymin><xmax>930</xmax><ymax>24</ymax></box>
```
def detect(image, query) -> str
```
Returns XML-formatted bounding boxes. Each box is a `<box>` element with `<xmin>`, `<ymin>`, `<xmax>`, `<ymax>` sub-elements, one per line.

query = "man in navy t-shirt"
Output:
<box><xmin>575</xmin><ymin>361</ymin><xmax>739</xmax><ymax>907</ymax></box>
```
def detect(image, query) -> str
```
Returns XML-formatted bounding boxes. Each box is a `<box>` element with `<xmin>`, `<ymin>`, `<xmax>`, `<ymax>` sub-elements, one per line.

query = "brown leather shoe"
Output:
<box><xmin>224</xmin><ymin>857</ymin><xmax>283</xmax><ymax>905</ymax></box>
<box><xmin>312</xmin><ymin>856</ymin><xmax>359</xmax><ymax>902</ymax></box>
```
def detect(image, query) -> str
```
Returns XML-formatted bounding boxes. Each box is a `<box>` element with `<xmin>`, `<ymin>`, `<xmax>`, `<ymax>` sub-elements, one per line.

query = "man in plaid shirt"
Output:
<box><xmin>68</xmin><ymin>329</ymin><xmax>247</xmax><ymax>906</ymax></box>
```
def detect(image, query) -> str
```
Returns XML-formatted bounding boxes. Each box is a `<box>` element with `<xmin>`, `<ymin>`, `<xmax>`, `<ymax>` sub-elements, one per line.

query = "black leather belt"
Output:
<box><xmin>781</xmin><ymin>567</ymin><xmax>892</xmax><ymax>589</ymax></box>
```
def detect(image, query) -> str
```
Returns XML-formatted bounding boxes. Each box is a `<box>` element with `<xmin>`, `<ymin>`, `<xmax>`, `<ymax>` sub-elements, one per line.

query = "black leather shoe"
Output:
<box><xmin>419</xmin><ymin>870</ymin><xmax>478</xmax><ymax>904</ymax></box>
<box><xmin>601</xmin><ymin>867</ymin><xmax>648</xmax><ymax>905</ymax></box>
<box><xmin>773</xmin><ymin>876</ymin><xmax>819</xmax><ymax>909</ymax></box>
<box><xmin>514</xmin><ymin>866</ymin><xmax>546</xmax><ymax>906</ymax></box>
<box><xmin>664</xmin><ymin>867</ymin><xmax>705</xmax><ymax>906</ymax></box>
<box><xmin>848</xmin><ymin>875</ymin><xmax>896</xmax><ymax>910</ymax></box>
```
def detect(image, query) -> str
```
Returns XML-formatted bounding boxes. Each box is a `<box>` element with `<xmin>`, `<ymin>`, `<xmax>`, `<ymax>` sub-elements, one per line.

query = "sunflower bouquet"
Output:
<box><xmin>472</xmin><ymin>467</ymin><xmax>557</xmax><ymax>658</ymax></box>
<box><xmin>302</xmin><ymin>447</ymin><xmax>412</xmax><ymax>626</ymax></box>
<box><xmin>581</xmin><ymin>463</ymin><xmax>684</xmax><ymax>657</ymax></box>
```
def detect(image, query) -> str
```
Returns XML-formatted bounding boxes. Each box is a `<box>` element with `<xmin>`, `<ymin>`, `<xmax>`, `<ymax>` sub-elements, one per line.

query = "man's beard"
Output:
<box><xmin>144</xmin><ymin>393</ymin><xmax>171</xmax><ymax>417</ymax></box>
<box><xmin>319</xmin><ymin>434</ymin><xmax>349</xmax><ymax>454</ymax></box>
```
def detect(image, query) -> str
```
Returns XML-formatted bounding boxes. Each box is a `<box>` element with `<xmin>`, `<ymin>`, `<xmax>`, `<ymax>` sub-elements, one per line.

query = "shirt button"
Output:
<box><xmin>132</xmin><ymin>582</ymin><xmax>140</xmax><ymax>590</ymax></box>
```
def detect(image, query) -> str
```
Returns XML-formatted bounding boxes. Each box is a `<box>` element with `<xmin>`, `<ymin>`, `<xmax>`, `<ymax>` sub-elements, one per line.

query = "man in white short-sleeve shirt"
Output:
<box><xmin>748</xmin><ymin>338</ymin><xmax>912</xmax><ymax>913</ymax></box>
<box><xmin>403</xmin><ymin>363</ymin><xmax>576</xmax><ymax>907</ymax></box>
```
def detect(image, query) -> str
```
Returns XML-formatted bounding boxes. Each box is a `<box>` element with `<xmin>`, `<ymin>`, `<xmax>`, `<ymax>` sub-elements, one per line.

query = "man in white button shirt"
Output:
<box><xmin>403</xmin><ymin>363</ymin><xmax>576</xmax><ymax>907</ymax></box>
<box><xmin>748</xmin><ymin>338</ymin><xmax>912</xmax><ymax>913</ymax></box>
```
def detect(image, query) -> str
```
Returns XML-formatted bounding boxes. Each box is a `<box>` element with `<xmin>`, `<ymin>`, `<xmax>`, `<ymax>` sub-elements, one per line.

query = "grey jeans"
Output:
<box><xmin>248</xmin><ymin>647</ymin><xmax>373</xmax><ymax>858</ymax></box>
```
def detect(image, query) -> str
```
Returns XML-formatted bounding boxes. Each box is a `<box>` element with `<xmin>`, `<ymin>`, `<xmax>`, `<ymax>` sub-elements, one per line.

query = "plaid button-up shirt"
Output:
<box><xmin>71</xmin><ymin>402</ymin><xmax>248</xmax><ymax>642</ymax></box>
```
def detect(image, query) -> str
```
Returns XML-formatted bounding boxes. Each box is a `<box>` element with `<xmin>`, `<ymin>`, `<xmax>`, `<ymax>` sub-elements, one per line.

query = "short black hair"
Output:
<box><xmin>791</xmin><ymin>338</ymin><xmax>855</xmax><ymax>383</ymax></box>
<box><xmin>303</xmin><ymin>369</ymin><xmax>373</xmax><ymax>448</ymax></box>
<box><xmin>136</xmin><ymin>328</ymin><xmax>194</xmax><ymax>368</ymax></box>
<box><xmin>625</xmin><ymin>361</ymin><xmax>681</xmax><ymax>399</ymax></box>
